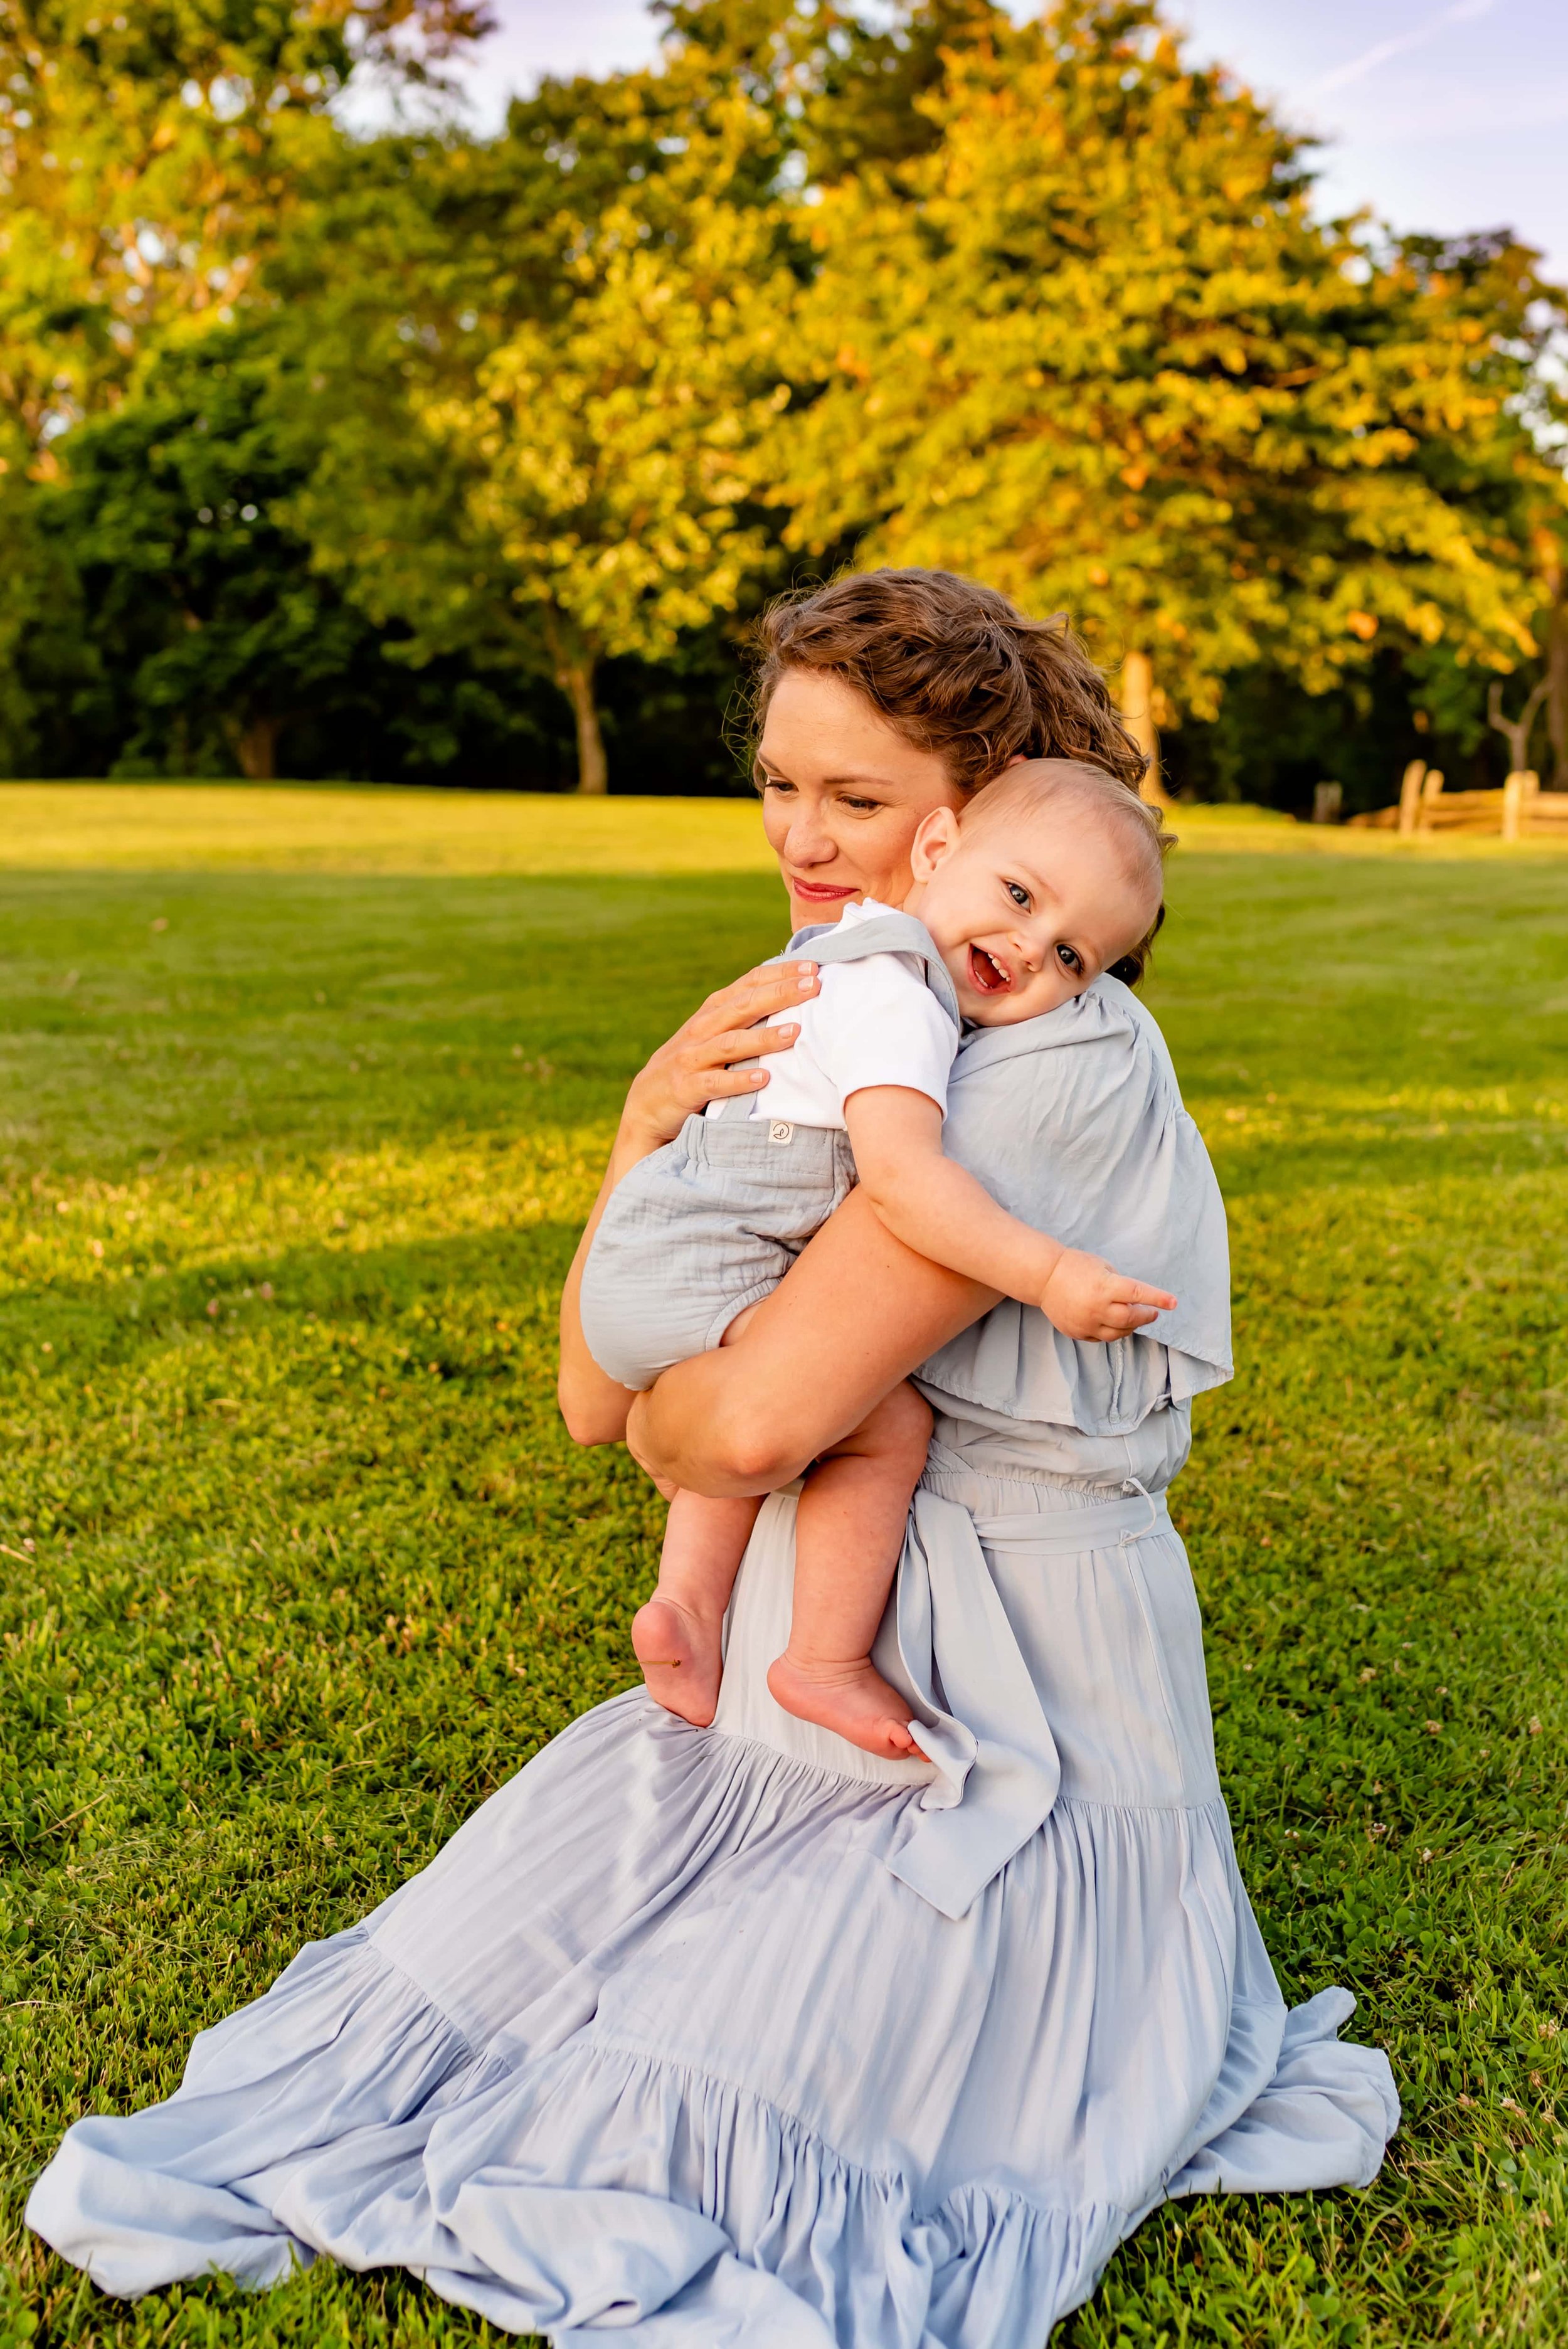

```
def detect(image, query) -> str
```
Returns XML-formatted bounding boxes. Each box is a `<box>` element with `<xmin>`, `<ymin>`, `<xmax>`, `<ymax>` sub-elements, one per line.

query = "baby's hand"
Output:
<box><xmin>1039</xmin><ymin>1249</ymin><xmax>1177</xmax><ymax>1342</ymax></box>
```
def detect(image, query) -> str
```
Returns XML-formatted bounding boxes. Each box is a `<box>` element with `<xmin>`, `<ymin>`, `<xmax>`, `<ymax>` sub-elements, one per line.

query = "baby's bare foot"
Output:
<box><xmin>633</xmin><ymin>1596</ymin><xmax>723</xmax><ymax>1727</ymax></box>
<box><xmin>766</xmin><ymin>1652</ymin><xmax>918</xmax><ymax>1761</ymax></box>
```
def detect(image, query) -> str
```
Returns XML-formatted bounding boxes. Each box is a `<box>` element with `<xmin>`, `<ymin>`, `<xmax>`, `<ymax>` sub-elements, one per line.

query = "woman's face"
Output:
<box><xmin>756</xmin><ymin>670</ymin><xmax>966</xmax><ymax>928</ymax></box>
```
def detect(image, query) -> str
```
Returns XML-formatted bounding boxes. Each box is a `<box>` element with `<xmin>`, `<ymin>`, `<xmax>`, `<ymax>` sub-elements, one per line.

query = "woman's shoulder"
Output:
<box><xmin>933</xmin><ymin>975</ymin><xmax>1232</xmax><ymax>1428</ymax></box>
<box><xmin>946</xmin><ymin>975</ymin><xmax>1192</xmax><ymax>1190</ymax></box>
<box><xmin>950</xmin><ymin>977</ymin><xmax>1179</xmax><ymax>1135</ymax></box>
<box><xmin>955</xmin><ymin>973</ymin><xmax>1171</xmax><ymax>1074</ymax></box>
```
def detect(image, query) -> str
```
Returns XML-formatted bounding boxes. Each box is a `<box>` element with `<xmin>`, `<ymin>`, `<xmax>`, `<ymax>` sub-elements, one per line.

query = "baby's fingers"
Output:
<box><xmin>1118</xmin><ymin>1279</ymin><xmax>1177</xmax><ymax>1313</ymax></box>
<box><xmin>1098</xmin><ymin>1302</ymin><xmax>1163</xmax><ymax>1334</ymax></box>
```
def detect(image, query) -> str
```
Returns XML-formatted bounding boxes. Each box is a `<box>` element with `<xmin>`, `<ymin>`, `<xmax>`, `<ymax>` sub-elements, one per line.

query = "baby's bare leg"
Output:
<box><xmin>633</xmin><ymin>1491</ymin><xmax>763</xmax><ymax>1726</ymax></box>
<box><xmin>766</xmin><ymin>1380</ymin><xmax>932</xmax><ymax>1760</ymax></box>
<box><xmin>633</xmin><ymin>1303</ymin><xmax>766</xmax><ymax>1726</ymax></box>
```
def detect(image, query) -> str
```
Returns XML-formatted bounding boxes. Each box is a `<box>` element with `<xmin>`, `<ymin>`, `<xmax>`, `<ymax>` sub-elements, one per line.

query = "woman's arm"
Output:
<box><xmin>625</xmin><ymin>1187</ymin><xmax>997</xmax><ymax>1497</ymax></box>
<box><xmin>558</xmin><ymin>958</ymin><xmax>822</xmax><ymax>1444</ymax></box>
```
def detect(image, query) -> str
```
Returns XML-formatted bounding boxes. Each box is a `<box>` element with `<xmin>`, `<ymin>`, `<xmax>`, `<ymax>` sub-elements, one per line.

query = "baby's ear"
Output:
<box><xmin>910</xmin><ymin>806</ymin><xmax>960</xmax><ymax>878</ymax></box>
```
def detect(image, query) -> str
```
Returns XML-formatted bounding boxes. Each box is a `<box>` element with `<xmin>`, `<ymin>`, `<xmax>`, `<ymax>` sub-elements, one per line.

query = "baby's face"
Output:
<box><xmin>906</xmin><ymin>802</ymin><xmax>1158</xmax><ymax>1026</ymax></box>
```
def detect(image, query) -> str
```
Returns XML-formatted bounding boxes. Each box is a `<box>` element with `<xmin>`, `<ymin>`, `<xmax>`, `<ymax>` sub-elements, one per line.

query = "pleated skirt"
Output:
<box><xmin>28</xmin><ymin>1459</ymin><xmax>1399</xmax><ymax>2346</ymax></box>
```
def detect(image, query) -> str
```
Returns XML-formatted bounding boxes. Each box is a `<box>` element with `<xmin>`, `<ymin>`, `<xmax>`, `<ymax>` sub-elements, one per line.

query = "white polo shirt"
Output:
<box><xmin>707</xmin><ymin>898</ymin><xmax>958</xmax><ymax>1133</ymax></box>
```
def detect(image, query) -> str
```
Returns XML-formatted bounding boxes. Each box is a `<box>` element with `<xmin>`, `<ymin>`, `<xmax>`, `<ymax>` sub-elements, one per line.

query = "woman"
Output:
<box><xmin>29</xmin><ymin>571</ymin><xmax>1397</xmax><ymax>2346</ymax></box>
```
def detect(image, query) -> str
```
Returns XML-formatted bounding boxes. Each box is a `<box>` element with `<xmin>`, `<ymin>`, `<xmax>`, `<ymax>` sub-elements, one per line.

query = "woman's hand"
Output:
<box><xmin>618</xmin><ymin>960</ymin><xmax>822</xmax><ymax>1159</ymax></box>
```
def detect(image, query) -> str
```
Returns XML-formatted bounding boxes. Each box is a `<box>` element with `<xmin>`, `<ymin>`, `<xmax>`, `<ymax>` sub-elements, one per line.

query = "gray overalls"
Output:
<box><xmin>580</xmin><ymin>911</ymin><xmax>960</xmax><ymax>1393</ymax></box>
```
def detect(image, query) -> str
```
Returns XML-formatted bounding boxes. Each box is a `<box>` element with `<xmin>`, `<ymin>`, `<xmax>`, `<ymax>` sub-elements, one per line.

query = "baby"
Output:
<box><xmin>579</xmin><ymin>759</ymin><xmax>1178</xmax><ymax>1758</ymax></box>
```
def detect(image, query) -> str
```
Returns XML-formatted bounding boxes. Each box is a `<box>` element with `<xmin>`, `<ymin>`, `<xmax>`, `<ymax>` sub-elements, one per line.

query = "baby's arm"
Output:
<box><xmin>844</xmin><ymin>1086</ymin><xmax>1176</xmax><ymax>1342</ymax></box>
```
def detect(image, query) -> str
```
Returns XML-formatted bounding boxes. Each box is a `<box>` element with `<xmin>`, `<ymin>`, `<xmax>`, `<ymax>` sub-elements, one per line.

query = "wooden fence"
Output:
<box><xmin>1349</xmin><ymin>761</ymin><xmax>1568</xmax><ymax>840</ymax></box>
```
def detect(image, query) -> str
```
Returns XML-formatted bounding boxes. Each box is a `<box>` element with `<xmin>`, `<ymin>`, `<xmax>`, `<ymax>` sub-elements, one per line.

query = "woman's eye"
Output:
<box><xmin>759</xmin><ymin>773</ymin><xmax>793</xmax><ymax>795</ymax></box>
<box><xmin>1005</xmin><ymin>881</ymin><xmax>1030</xmax><ymax>908</ymax></box>
<box><xmin>842</xmin><ymin>797</ymin><xmax>884</xmax><ymax>815</ymax></box>
<box><xmin>1056</xmin><ymin>943</ymin><xmax>1083</xmax><ymax>974</ymax></box>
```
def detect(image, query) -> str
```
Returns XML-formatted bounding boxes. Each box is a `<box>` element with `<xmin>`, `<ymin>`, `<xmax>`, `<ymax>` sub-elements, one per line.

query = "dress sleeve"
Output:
<box><xmin>917</xmin><ymin>980</ymin><xmax>1233</xmax><ymax>1436</ymax></box>
<box><xmin>812</xmin><ymin>955</ymin><xmax>958</xmax><ymax>1118</ymax></box>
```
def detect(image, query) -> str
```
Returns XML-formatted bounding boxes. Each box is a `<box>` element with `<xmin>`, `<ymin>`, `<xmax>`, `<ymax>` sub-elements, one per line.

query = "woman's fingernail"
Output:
<box><xmin>798</xmin><ymin>975</ymin><xmax>815</xmax><ymax>990</ymax></box>
<box><xmin>752</xmin><ymin>1071</ymin><xmax>767</xmax><ymax>1084</ymax></box>
<box><xmin>780</xmin><ymin>1023</ymin><xmax>798</xmax><ymax>1038</ymax></box>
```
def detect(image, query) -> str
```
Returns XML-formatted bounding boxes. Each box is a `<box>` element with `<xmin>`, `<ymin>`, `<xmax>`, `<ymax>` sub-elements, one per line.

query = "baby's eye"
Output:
<box><xmin>1056</xmin><ymin>943</ymin><xmax>1083</xmax><ymax>975</ymax></box>
<box><xmin>1005</xmin><ymin>881</ymin><xmax>1030</xmax><ymax>908</ymax></box>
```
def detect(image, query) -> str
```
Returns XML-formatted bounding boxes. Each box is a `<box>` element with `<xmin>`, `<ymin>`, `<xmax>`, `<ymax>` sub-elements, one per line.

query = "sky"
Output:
<box><xmin>423</xmin><ymin>0</ymin><xmax>1568</xmax><ymax>279</ymax></box>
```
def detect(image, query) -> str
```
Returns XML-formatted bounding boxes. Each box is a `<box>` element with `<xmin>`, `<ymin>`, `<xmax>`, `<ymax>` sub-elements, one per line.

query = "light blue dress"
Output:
<box><xmin>27</xmin><ymin>978</ymin><xmax>1399</xmax><ymax>2346</ymax></box>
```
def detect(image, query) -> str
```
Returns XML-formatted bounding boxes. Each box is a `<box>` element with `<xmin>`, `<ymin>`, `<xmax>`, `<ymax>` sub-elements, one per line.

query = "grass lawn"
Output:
<box><xmin>1</xmin><ymin>788</ymin><xmax>1565</xmax><ymax>2346</ymax></box>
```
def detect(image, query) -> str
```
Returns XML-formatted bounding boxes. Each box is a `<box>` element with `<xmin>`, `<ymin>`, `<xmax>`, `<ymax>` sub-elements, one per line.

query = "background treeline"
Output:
<box><xmin>1</xmin><ymin>0</ymin><xmax>1565</xmax><ymax>808</ymax></box>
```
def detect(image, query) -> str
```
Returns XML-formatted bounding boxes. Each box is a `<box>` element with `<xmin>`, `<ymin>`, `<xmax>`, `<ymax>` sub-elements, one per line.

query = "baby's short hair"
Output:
<box><xmin>961</xmin><ymin>758</ymin><xmax>1174</xmax><ymax>984</ymax></box>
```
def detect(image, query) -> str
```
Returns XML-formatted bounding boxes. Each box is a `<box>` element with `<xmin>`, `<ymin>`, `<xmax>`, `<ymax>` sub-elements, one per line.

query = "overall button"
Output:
<box><xmin>768</xmin><ymin>1120</ymin><xmax>794</xmax><ymax>1145</ymax></box>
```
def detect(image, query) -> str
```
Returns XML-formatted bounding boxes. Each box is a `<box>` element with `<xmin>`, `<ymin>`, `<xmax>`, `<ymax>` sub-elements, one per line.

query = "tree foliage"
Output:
<box><xmin>775</xmin><ymin>1</ymin><xmax>1564</xmax><ymax>733</ymax></box>
<box><xmin>0</xmin><ymin>1</ymin><xmax>489</xmax><ymax>445</ymax></box>
<box><xmin>0</xmin><ymin>0</ymin><xmax>1562</xmax><ymax>795</ymax></box>
<box><xmin>283</xmin><ymin>64</ymin><xmax>800</xmax><ymax>790</ymax></box>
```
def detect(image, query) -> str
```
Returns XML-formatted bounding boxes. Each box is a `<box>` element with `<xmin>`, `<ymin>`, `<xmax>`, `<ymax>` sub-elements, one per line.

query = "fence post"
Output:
<box><xmin>1502</xmin><ymin>771</ymin><xmax>1526</xmax><ymax>841</ymax></box>
<box><xmin>1417</xmin><ymin>768</ymin><xmax>1444</xmax><ymax>833</ymax></box>
<box><xmin>1397</xmin><ymin>759</ymin><xmax>1426</xmax><ymax>835</ymax></box>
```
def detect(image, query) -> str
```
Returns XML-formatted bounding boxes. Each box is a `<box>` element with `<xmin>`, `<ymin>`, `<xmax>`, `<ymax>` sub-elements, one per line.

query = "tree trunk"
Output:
<box><xmin>236</xmin><ymin>713</ymin><xmax>280</xmax><ymax>782</ymax></box>
<box><xmin>558</xmin><ymin>655</ymin><xmax>608</xmax><ymax>795</ymax></box>
<box><xmin>1487</xmin><ymin>676</ymin><xmax>1549</xmax><ymax>776</ymax></box>
<box><xmin>1118</xmin><ymin>650</ymin><xmax>1173</xmax><ymax>809</ymax></box>
<box><xmin>1547</xmin><ymin>581</ymin><xmax>1568</xmax><ymax>790</ymax></box>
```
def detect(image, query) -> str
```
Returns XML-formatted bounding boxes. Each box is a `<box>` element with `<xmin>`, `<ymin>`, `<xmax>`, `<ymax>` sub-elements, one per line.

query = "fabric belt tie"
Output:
<box><xmin>876</xmin><ymin>1482</ymin><xmax>1172</xmax><ymax>1921</ymax></box>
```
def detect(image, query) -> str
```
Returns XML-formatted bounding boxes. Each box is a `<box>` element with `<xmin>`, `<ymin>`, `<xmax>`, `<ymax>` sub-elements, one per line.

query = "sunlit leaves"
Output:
<box><xmin>773</xmin><ymin>0</ymin><xmax>1567</xmax><ymax>718</ymax></box>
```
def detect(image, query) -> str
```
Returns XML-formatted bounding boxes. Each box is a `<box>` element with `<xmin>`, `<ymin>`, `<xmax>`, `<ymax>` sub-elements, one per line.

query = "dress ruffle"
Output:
<box><xmin>29</xmin><ymin>1695</ymin><xmax>1397</xmax><ymax>2347</ymax></box>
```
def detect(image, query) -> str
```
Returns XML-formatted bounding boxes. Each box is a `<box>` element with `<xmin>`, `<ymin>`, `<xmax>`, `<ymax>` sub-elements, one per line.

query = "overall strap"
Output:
<box><xmin>786</xmin><ymin>911</ymin><xmax>960</xmax><ymax>1030</ymax></box>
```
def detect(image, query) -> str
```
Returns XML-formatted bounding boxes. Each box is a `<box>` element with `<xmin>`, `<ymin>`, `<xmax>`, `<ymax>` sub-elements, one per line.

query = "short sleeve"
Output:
<box><xmin>811</xmin><ymin>953</ymin><xmax>957</xmax><ymax>1118</ymax></box>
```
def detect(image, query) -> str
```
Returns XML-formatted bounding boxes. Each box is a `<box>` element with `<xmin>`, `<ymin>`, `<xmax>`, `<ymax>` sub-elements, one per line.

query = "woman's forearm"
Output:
<box><xmin>626</xmin><ymin>1189</ymin><xmax>994</xmax><ymax>1496</ymax></box>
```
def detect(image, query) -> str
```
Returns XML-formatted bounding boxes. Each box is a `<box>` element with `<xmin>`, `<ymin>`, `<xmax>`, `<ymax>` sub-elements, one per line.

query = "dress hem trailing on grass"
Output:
<box><xmin>27</xmin><ymin>1507</ymin><xmax>1399</xmax><ymax>2345</ymax></box>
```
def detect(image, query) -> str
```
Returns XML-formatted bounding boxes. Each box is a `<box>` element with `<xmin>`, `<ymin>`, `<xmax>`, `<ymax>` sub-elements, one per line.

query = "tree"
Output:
<box><xmin>287</xmin><ymin>1</ymin><xmax>1007</xmax><ymax>790</ymax></box>
<box><xmin>772</xmin><ymin>0</ymin><xmax>1568</xmax><ymax>736</ymax></box>
<box><xmin>280</xmin><ymin>54</ymin><xmax>801</xmax><ymax>792</ymax></box>
<box><xmin>26</xmin><ymin>335</ymin><xmax>398</xmax><ymax>774</ymax></box>
<box><xmin>0</xmin><ymin>0</ymin><xmax>490</xmax><ymax>453</ymax></box>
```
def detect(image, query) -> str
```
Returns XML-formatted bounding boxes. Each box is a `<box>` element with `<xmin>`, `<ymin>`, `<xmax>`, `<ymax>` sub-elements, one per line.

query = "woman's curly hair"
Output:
<box><xmin>747</xmin><ymin>568</ymin><xmax>1147</xmax><ymax>795</ymax></box>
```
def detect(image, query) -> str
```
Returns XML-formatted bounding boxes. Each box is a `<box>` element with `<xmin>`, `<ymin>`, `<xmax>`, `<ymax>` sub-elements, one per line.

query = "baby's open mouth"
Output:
<box><xmin>968</xmin><ymin>944</ymin><xmax>1010</xmax><ymax>994</ymax></box>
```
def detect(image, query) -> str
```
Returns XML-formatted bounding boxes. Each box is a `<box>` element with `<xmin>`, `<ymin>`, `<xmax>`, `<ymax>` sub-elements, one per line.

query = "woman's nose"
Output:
<box><xmin>784</xmin><ymin>800</ymin><xmax>835</xmax><ymax>866</ymax></box>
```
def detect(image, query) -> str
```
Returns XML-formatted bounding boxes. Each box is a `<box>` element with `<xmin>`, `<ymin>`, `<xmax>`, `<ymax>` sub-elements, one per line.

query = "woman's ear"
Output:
<box><xmin>909</xmin><ymin>806</ymin><xmax>960</xmax><ymax>883</ymax></box>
